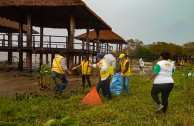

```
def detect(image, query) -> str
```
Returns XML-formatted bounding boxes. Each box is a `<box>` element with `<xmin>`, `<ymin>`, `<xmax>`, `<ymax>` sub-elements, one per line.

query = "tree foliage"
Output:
<box><xmin>148</xmin><ymin>42</ymin><xmax>183</xmax><ymax>57</ymax></box>
<box><xmin>183</xmin><ymin>42</ymin><xmax>194</xmax><ymax>56</ymax></box>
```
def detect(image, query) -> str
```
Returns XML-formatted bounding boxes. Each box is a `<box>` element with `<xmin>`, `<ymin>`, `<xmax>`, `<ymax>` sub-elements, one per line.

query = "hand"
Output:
<box><xmin>68</xmin><ymin>71</ymin><xmax>72</xmax><ymax>75</ymax></box>
<box><xmin>72</xmin><ymin>67</ymin><xmax>76</xmax><ymax>71</ymax></box>
<box><xmin>146</xmin><ymin>79</ymin><xmax>150</xmax><ymax>83</ymax></box>
<box><xmin>121</xmin><ymin>73</ymin><xmax>123</xmax><ymax>76</ymax></box>
<box><xmin>96</xmin><ymin>64</ymin><xmax>100</xmax><ymax>69</ymax></box>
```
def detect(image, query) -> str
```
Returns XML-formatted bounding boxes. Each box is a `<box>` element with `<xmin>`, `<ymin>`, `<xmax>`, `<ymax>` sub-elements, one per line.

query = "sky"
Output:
<box><xmin>80</xmin><ymin>0</ymin><xmax>194</xmax><ymax>45</ymax></box>
<box><xmin>39</xmin><ymin>0</ymin><xmax>194</xmax><ymax>46</ymax></box>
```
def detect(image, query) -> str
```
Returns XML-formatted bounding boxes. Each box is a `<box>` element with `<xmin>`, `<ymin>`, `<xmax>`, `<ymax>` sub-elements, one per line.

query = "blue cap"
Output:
<box><xmin>96</xmin><ymin>53</ymin><xmax>104</xmax><ymax>58</ymax></box>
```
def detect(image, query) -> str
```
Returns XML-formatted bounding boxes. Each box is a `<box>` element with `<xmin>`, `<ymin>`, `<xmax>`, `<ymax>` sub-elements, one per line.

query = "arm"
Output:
<box><xmin>146</xmin><ymin>73</ymin><xmax>157</xmax><ymax>83</ymax></box>
<box><xmin>61</xmin><ymin>58</ymin><xmax>71</xmax><ymax>74</ymax></box>
<box><xmin>147</xmin><ymin>64</ymin><xmax>160</xmax><ymax>83</ymax></box>
<box><xmin>100</xmin><ymin>61</ymin><xmax>108</xmax><ymax>72</ymax></box>
<box><xmin>123</xmin><ymin>62</ymin><xmax>129</xmax><ymax>74</ymax></box>
<box><xmin>72</xmin><ymin>63</ymin><xmax>82</xmax><ymax>70</ymax></box>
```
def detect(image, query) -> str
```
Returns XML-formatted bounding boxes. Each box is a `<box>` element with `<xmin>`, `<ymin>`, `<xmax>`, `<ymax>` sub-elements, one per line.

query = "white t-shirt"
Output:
<box><xmin>153</xmin><ymin>60</ymin><xmax>174</xmax><ymax>84</ymax></box>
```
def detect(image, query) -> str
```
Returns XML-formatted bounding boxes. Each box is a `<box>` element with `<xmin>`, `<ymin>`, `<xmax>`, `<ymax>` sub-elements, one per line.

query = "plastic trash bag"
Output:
<box><xmin>110</xmin><ymin>73</ymin><xmax>122</xmax><ymax>95</ymax></box>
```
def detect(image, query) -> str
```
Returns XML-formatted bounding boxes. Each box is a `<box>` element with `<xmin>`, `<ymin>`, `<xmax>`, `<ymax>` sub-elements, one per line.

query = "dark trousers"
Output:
<box><xmin>151</xmin><ymin>83</ymin><xmax>174</xmax><ymax>113</ymax></box>
<box><xmin>82</xmin><ymin>74</ymin><xmax>91</xmax><ymax>87</ymax></box>
<box><xmin>96</xmin><ymin>77</ymin><xmax>112</xmax><ymax>100</ymax></box>
<box><xmin>52</xmin><ymin>71</ymin><xmax>68</xmax><ymax>94</ymax></box>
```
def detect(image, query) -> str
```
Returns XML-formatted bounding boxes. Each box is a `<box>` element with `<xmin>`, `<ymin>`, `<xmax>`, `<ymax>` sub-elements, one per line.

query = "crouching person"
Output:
<box><xmin>51</xmin><ymin>51</ymin><xmax>72</xmax><ymax>95</ymax></box>
<box><xmin>89</xmin><ymin>53</ymin><xmax>112</xmax><ymax>100</ymax></box>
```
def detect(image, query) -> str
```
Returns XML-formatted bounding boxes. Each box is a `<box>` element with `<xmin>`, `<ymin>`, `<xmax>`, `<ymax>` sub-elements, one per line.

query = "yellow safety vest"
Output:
<box><xmin>99</xmin><ymin>59</ymin><xmax>109</xmax><ymax>79</ymax></box>
<box><xmin>81</xmin><ymin>61</ymin><xmax>91</xmax><ymax>75</ymax></box>
<box><xmin>52</xmin><ymin>55</ymin><xmax>66</xmax><ymax>74</ymax></box>
<box><xmin>180</xmin><ymin>60</ymin><xmax>184</xmax><ymax>66</ymax></box>
<box><xmin>121</xmin><ymin>60</ymin><xmax>131</xmax><ymax>77</ymax></box>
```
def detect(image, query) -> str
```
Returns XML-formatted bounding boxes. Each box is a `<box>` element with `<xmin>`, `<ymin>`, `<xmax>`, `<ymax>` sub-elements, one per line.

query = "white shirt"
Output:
<box><xmin>154</xmin><ymin>60</ymin><xmax>174</xmax><ymax>84</ymax></box>
<box><xmin>104</xmin><ymin>54</ymin><xmax>116</xmax><ymax>72</ymax></box>
<box><xmin>93</xmin><ymin>60</ymin><xmax>108</xmax><ymax>81</ymax></box>
<box><xmin>139</xmin><ymin>60</ymin><xmax>144</xmax><ymax>67</ymax></box>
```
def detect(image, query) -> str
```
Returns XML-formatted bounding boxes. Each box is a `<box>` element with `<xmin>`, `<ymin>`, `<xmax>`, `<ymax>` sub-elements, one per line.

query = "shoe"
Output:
<box><xmin>156</xmin><ymin>104</ymin><xmax>164</xmax><ymax>112</ymax></box>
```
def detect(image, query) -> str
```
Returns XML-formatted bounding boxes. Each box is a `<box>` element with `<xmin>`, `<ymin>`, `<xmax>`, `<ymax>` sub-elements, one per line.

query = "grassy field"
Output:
<box><xmin>0</xmin><ymin>68</ymin><xmax>193</xmax><ymax>125</ymax></box>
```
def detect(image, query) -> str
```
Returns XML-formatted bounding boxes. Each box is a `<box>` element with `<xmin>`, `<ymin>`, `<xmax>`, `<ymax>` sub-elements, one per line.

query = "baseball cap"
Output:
<box><xmin>96</xmin><ymin>53</ymin><xmax>104</xmax><ymax>58</ymax></box>
<box><xmin>119</xmin><ymin>54</ymin><xmax>125</xmax><ymax>58</ymax></box>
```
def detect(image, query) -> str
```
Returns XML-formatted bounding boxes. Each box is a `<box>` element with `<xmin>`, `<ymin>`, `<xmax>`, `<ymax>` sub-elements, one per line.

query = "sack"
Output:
<box><xmin>110</xmin><ymin>73</ymin><xmax>122</xmax><ymax>95</ymax></box>
<box><xmin>109</xmin><ymin>66</ymin><xmax>114</xmax><ymax>75</ymax></box>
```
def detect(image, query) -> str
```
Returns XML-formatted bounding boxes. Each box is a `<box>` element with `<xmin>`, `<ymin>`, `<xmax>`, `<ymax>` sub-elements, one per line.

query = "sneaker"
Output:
<box><xmin>156</xmin><ymin>104</ymin><xmax>164</xmax><ymax>112</ymax></box>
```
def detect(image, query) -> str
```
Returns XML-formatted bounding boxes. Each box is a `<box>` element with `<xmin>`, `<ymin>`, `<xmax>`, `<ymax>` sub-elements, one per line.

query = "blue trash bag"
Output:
<box><xmin>110</xmin><ymin>73</ymin><xmax>123</xmax><ymax>95</ymax></box>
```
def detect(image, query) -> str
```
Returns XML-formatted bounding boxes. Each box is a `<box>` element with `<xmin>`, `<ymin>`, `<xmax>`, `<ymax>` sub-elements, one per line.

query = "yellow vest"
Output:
<box><xmin>180</xmin><ymin>60</ymin><xmax>184</xmax><ymax>65</ymax></box>
<box><xmin>121</xmin><ymin>60</ymin><xmax>131</xmax><ymax>77</ymax></box>
<box><xmin>52</xmin><ymin>55</ymin><xmax>66</xmax><ymax>74</ymax></box>
<box><xmin>81</xmin><ymin>61</ymin><xmax>91</xmax><ymax>75</ymax></box>
<box><xmin>99</xmin><ymin>59</ymin><xmax>109</xmax><ymax>79</ymax></box>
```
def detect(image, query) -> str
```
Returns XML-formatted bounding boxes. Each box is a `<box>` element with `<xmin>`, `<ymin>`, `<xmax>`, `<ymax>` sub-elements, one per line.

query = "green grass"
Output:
<box><xmin>0</xmin><ymin>70</ymin><xmax>194</xmax><ymax>126</ymax></box>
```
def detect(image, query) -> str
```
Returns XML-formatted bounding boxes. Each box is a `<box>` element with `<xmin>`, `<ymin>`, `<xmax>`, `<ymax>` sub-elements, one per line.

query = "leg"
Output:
<box><xmin>122</xmin><ymin>77</ymin><xmax>126</xmax><ymax>91</ymax></box>
<box><xmin>161</xmin><ymin>83</ymin><xmax>174</xmax><ymax>113</ymax></box>
<box><xmin>86</xmin><ymin>75</ymin><xmax>91</xmax><ymax>87</ymax></box>
<box><xmin>101</xmin><ymin>77</ymin><xmax>112</xmax><ymax>100</ymax></box>
<box><xmin>58</xmin><ymin>74</ymin><xmax>68</xmax><ymax>93</ymax></box>
<box><xmin>96</xmin><ymin>77</ymin><xmax>102</xmax><ymax>92</ymax></box>
<box><xmin>124</xmin><ymin>76</ymin><xmax>130</xmax><ymax>92</ymax></box>
<box><xmin>82</xmin><ymin>75</ymin><xmax>86</xmax><ymax>87</ymax></box>
<box><xmin>151</xmin><ymin>84</ymin><xmax>162</xmax><ymax>105</ymax></box>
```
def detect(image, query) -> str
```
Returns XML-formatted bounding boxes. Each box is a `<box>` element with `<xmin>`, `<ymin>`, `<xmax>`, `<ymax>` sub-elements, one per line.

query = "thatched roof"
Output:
<box><xmin>0</xmin><ymin>0</ymin><xmax>111</xmax><ymax>30</ymax></box>
<box><xmin>0</xmin><ymin>17</ymin><xmax>39</xmax><ymax>34</ymax></box>
<box><xmin>75</xmin><ymin>30</ymin><xmax>127</xmax><ymax>44</ymax></box>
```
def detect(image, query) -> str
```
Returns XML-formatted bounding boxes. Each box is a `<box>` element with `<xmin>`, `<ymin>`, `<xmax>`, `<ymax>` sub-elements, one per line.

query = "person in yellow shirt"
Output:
<box><xmin>72</xmin><ymin>56</ymin><xmax>91</xmax><ymax>87</ymax></box>
<box><xmin>89</xmin><ymin>53</ymin><xmax>112</xmax><ymax>100</ymax></box>
<box><xmin>51</xmin><ymin>51</ymin><xmax>72</xmax><ymax>95</ymax></box>
<box><xmin>119</xmin><ymin>54</ymin><xmax>131</xmax><ymax>92</ymax></box>
<box><xmin>180</xmin><ymin>59</ymin><xmax>184</xmax><ymax>72</ymax></box>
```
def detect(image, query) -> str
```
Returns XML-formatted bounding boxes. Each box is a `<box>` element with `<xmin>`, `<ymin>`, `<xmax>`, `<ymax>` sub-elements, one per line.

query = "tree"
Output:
<box><xmin>183</xmin><ymin>42</ymin><xmax>194</xmax><ymax>56</ymax></box>
<box><xmin>148</xmin><ymin>42</ymin><xmax>183</xmax><ymax>57</ymax></box>
<box><xmin>123</xmin><ymin>39</ymin><xmax>144</xmax><ymax>56</ymax></box>
<box><xmin>136</xmin><ymin>47</ymin><xmax>153</xmax><ymax>56</ymax></box>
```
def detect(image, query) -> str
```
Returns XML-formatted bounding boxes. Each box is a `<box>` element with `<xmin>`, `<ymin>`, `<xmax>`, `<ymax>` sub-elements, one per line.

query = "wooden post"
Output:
<box><xmin>107</xmin><ymin>42</ymin><xmax>109</xmax><ymax>54</ymax></box>
<box><xmin>8</xmin><ymin>33</ymin><xmax>12</xmax><ymax>63</ymax></box>
<box><xmin>67</xmin><ymin>15</ymin><xmax>75</xmax><ymax>68</ymax></box>
<box><xmin>86</xmin><ymin>26</ymin><xmax>90</xmax><ymax>52</ymax></box>
<box><xmin>96</xmin><ymin>29</ymin><xmax>100</xmax><ymax>52</ymax></box>
<box><xmin>40</xmin><ymin>27</ymin><xmax>43</xmax><ymax>69</ymax></box>
<box><xmin>18</xmin><ymin>21</ymin><xmax>23</xmax><ymax>70</ymax></box>
<box><xmin>46</xmin><ymin>54</ymin><xmax>49</xmax><ymax>64</ymax></box>
<box><xmin>116</xmin><ymin>43</ymin><xmax>118</xmax><ymax>52</ymax></box>
<box><xmin>121</xmin><ymin>44</ymin><xmax>123</xmax><ymax>52</ymax></box>
<box><xmin>51</xmin><ymin>53</ymin><xmax>55</xmax><ymax>68</ymax></box>
<box><xmin>27</xmin><ymin>13</ymin><xmax>32</xmax><ymax>71</ymax></box>
<box><xmin>82</xmin><ymin>40</ymin><xmax>85</xmax><ymax>50</ymax></box>
<box><xmin>79</xmin><ymin>56</ymin><xmax>81</xmax><ymax>64</ymax></box>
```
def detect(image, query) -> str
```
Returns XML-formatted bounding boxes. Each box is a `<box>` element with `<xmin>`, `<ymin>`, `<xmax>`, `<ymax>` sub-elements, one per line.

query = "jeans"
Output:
<box><xmin>82</xmin><ymin>74</ymin><xmax>91</xmax><ymax>87</ymax></box>
<box><xmin>51</xmin><ymin>71</ymin><xmax>68</xmax><ymax>94</ymax></box>
<box><xmin>96</xmin><ymin>77</ymin><xmax>112</xmax><ymax>100</ymax></box>
<box><xmin>151</xmin><ymin>83</ymin><xmax>174</xmax><ymax>113</ymax></box>
<box><xmin>122</xmin><ymin>76</ymin><xmax>130</xmax><ymax>92</ymax></box>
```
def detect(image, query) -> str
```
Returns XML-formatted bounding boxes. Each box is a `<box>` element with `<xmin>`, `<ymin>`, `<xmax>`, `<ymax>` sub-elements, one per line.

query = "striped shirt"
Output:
<box><xmin>104</xmin><ymin>54</ymin><xmax>116</xmax><ymax>72</ymax></box>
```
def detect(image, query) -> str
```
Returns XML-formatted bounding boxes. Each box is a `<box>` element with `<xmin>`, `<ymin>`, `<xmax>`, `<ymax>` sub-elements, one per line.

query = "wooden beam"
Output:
<box><xmin>68</xmin><ymin>15</ymin><xmax>75</xmax><ymax>49</ymax></box>
<box><xmin>27</xmin><ymin>13</ymin><xmax>32</xmax><ymax>71</ymax></box>
<box><xmin>51</xmin><ymin>53</ymin><xmax>55</xmax><ymax>68</ymax></box>
<box><xmin>107</xmin><ymin>42</ymin><xmax>108</xmax><ymax>54</ymax></box>
<box><xmin>40</xmin><ymin>27</ymin><xmax>43</xmax><ymax>69</ymax></box>
<box><xmin>8</xmin><ymin>33</ymin><xmax>12</xmax><ymax>63</ymax></box>
<box><xmin>86</xmin><ymin>25</ymin><xmax>90</xmax><ymax>51</ymax></box>
<box><xmin>95</xmin><ymin>29</ymin><xmax>100</xmax><ymax>52</ymax></box>
<box><xmin>18</xmin><ymin>21</ymin><xmax>23</xmax><ymax>69</ymax></box>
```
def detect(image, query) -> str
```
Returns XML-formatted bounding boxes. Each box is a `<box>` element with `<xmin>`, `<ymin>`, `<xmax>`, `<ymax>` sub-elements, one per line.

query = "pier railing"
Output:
<box><xmin>0</xmin><ymin>33</ymin><xmax>113</xmax><ymax>54</ymax></box>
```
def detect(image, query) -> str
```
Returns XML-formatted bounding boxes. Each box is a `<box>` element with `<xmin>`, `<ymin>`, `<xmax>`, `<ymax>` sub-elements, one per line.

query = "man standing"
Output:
<box><xmin>89</xmin><ymin>53</ymin><xmax>112</xmax><ymax>100</ymax></box>
<box><xmin>51</xmin><ymin>52</ymin><xmax>72</xmax><ymax>95</ymax></box>
<box><xmin>119</xmin><ymin>54</ymin><xmax>131</xmax><ymax>92</ymax></box>
<box><xmin>104</xmin><ymin>50</ymin><xmax>116</xmax><ymax>75</ymax></box>
<box><xmin>139</xmin><ymin>58</ymin><xmax>145</xmax><ymax>75</ymax></box>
